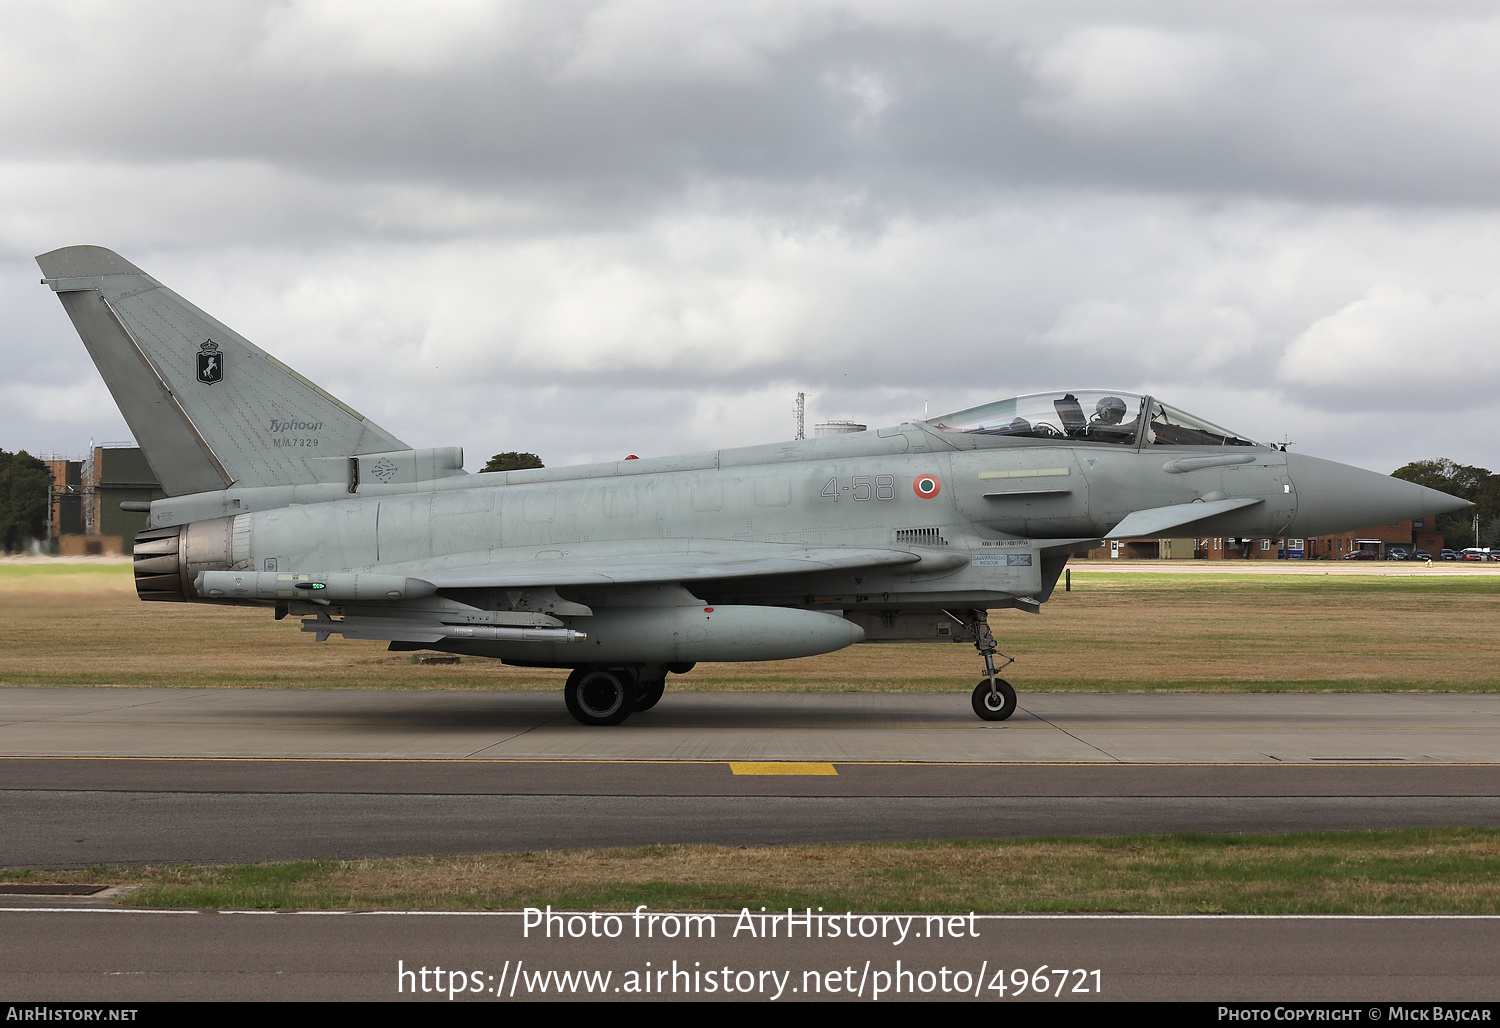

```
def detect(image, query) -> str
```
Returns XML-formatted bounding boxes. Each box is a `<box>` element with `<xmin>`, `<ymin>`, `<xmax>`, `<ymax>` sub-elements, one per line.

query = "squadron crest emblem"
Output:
<box><xmin>196</xmin><ymin>340</ymin><xmax>223</xmax><ymax>384</ymax></box>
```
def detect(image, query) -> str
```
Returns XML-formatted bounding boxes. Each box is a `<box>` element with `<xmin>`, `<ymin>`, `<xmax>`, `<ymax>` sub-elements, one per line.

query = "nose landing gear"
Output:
<box><xmin>956</xmin><ymin>609</ymin><xmax>1018</xmax><ymax>722</ymax></box>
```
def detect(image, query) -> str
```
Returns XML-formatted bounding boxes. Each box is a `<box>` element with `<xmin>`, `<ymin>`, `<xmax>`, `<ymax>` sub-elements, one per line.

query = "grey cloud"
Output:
<box><xmin>4</xmin><ymin>4</ymin><xmax>1500</xmax><ymax>211</ymax></box>
<box><xmin>6</xmin><ymin>3</ymin><xmax>1500</xmax><ymax>476</ymax></box>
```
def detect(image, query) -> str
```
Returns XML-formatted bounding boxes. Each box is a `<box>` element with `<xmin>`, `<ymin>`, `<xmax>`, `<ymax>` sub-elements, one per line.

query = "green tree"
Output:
<box><xmin>1391</xmin><ymin>458</ymin><xmax>1496</xmax><ymax>548</ymax></box>
<box><xmin>0</xmin><ymin>450</ymin><xmax>52</xmax><ymax>552</ymax></box>
<box><xmin>1484</xmin><ymin>517</ymin><xmax>1500</xmax><ymax>550</ymax></box>
<box><xmin>481</xmin><ymin>452</ymin><xmax>545</xmax><ymax>473</ymax></box>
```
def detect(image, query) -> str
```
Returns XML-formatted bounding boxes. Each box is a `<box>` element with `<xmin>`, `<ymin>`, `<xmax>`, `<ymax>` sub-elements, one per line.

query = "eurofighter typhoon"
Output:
<box><xmin>38</xmin><ymin>246</ymin><xmax>1469</xmax><ymax>725</ymax></box>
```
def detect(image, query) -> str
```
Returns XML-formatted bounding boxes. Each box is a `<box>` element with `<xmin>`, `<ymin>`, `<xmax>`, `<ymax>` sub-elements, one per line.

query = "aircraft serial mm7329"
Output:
<box><xmin>38</xmin><ymin>245</ymin><xmax>1469</xmax><ymax>725</ymax></box>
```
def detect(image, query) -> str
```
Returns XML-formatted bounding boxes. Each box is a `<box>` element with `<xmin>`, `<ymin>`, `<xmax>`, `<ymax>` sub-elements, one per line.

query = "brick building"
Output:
<box><xmin>1092</xmin><ymin>518</ymin><xmax>1444</xmax><ymax>560</ymax></box>
<box><xmin>40</xmin><ymin>443</ymin><xmax>163</xmax><ymax>555</ymax></box>
<box><xmin>1299</xmin><ymin>517</ymin><xmax>1444</xmax><ymax>559</ymax></box>
<box><xmin>39</xmin><ymin>456</ymin><xmax>84</xmax><ymax>538</ymax></box>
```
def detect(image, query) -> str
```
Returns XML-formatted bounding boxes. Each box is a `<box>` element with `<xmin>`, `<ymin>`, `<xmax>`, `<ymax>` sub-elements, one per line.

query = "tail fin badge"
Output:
<box><xmin>196</xmin><ymin>340</ymin><xmax>224</xmax><ymax>384</ymax></box>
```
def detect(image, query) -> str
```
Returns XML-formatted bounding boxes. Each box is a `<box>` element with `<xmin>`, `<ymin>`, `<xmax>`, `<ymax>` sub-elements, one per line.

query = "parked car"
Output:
<box><xmin>1387</xmin><ymin>548</ymin><xmax>1409</xmax><ymax>560</ymax></box>
<box><xmin>1459</xmin><ymin>549</ymin><xmax>1490</xmax><ymax>561</ymax></box>
<box><xmin>1441</xmin><ymin>549</ymin><xmax>1459</xmax><ymax>560</ymax></box>
<box><xmin>1415</xmin><ymin>550</ymin><xmax>1433</xmax><ymax>561</ymax></box>
<box><xmin>1341</xmin><ymin>550</ymin><xmax>1378</xmax><ymax>560</ymax></box>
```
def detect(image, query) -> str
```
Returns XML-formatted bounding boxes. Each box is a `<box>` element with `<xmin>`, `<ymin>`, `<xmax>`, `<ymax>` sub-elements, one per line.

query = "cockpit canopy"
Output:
<box><xmin>925</xmin><ymin>391</ymin><xmax>1260</xmax><ymax>447</ymax></box>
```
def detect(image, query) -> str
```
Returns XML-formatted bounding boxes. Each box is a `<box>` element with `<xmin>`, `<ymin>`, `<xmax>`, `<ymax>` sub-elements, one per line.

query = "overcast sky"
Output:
<box><xmin>3</xmin><ymin>0</ymin><xmax>1499</xmax><ymax>473</ymax></box>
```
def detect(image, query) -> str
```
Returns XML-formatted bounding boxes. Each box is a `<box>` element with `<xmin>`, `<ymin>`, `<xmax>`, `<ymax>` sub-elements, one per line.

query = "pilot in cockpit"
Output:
<box><xmin>1092</xmin><ymin>395</ymin><xmax>1127</xmax><ymax>426</ymax></box>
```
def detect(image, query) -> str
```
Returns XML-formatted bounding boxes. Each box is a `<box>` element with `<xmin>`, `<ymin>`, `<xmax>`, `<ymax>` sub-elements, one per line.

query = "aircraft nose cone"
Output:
<box><xmin>1284</xmin><ymin>452</ymin><xmax>1471</xmax><ymax>538</ymax></box>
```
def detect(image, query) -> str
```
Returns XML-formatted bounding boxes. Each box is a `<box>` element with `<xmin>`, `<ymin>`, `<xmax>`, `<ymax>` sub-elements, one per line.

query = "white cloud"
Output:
<box><xmin>1036</xmin><ymin>299</ymin><xmax>1260</xmax><ymax>379</ymax></box>
<box><xmin>1280</xmin><ymin>286</ymin><xmax>1500</xmax><ymax>405</ymax></box>
<box><xmin>555</xmin><ymin>0</ymin><xmax>826</xmax><ymax>84</ymax></box>
<box><xmin>1023</xmin><ymin>25</ymin><xmax>1256</xmax><ymax>132</ymax></box>
<box><xmin>252</xmin><ymin>0</ymin><xmax>519</xmax><ymax>78</ymax></box>
<box><xmin>0</xmin><ymin>160</ymin><xmax>362</xmax><ymax>254</ymax></box>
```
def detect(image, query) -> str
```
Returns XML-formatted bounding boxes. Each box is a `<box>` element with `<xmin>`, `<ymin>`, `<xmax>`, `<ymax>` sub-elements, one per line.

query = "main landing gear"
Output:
<box><xmin>564</xmin><ymin>667</ymin><xmax>635</xmax><ymax>726</ymax></box>
<box><xmin>563</xmin><ymin>663</ymin><xmax>695</xmax><ymax>726</ymax></box>
<box><xmin>963</xmin><ymin>609</ymin><xmax>1017</xmax><ymax>722</ymax></box>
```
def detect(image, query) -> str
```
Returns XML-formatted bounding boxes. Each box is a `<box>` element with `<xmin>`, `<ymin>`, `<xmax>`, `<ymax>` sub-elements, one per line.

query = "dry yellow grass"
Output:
<box><xmin>2</xmin><ymin>563</ymin><xmax>1496</xmax><ymax>691</ymax></box>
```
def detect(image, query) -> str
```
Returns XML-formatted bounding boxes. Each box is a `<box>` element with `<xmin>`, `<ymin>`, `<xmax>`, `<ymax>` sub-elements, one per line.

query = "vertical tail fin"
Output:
<box><xmin>37</xmin><ymin>245</ymin><xmax>409</xmax><ymax>496</ymax></box>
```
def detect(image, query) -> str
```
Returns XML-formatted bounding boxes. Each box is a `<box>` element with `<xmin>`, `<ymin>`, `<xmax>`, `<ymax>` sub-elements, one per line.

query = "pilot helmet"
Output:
<box><xmin>1094</xmin><ymin>396</ymin><xmax>1127</xmax><ymax>424</ymax></box>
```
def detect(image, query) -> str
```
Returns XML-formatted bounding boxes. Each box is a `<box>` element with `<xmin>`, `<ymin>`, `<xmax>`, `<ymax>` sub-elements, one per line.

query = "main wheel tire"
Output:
<box><xmin>634</xmin><ymin>675</ymin><xmax>666</xmax><ymax>711</ymax></box>
<box><xmin>565</xmin><ymin>668</ymin><xmax>636</xmax><ymax>726</ymax></box>
<box><xmin>971</xmin><ymin>678</ymin><xmax>1017</xmax><ymax>721</ymax></box>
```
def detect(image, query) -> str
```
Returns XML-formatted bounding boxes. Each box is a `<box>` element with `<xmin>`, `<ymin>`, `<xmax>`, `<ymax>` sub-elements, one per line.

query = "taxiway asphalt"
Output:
<box><xmin>5</xmin><ymin>686</ymin><xmax>1499</xmax><ymax>1003</ymax></box>
<box><xmin>2</xmin><ymin>688</ymin><xmax>1497</xmax><ymax>866</ymax></box>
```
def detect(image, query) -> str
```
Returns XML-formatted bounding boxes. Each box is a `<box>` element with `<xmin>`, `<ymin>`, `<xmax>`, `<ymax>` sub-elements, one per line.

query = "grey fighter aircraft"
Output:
<box><xmin>37</xmin><ymin>245</ymin><xmax>1470</xmax><ymax>725</ymax></box>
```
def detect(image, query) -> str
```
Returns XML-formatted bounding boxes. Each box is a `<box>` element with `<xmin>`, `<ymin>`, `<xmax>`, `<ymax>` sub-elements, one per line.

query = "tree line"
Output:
<box><xmin>0</xmin><ymin>450</ymin><xmax>50</xmax><ymax>552</ymax></box>
<box><xmin>1391</xmin><ymin>459</ymin><xmax>1500</xmax><ymax>549</ymax></box>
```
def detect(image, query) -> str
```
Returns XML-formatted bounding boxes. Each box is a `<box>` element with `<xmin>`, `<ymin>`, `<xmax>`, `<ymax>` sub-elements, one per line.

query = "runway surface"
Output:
<box><xmin>5</xmin><ymin>687</ymin><xmax>1498</xmax><ymax>762</ymax></box>
<box><xmin>5</xmin><ymin>686</ymin><xmax>1498</xmax><ymax>1003</ymax></box>
<box><xmin>2</xmin><ymin>688</ymin><xmax>1497</xmax><ymax>866</ymax></box>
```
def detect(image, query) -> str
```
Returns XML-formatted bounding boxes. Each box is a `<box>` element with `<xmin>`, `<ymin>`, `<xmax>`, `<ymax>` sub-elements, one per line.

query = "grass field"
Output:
<box><xmin>7</xmin><ymin>829</ymin><xmax>1500</xmax><ymax>914</ymax></box>
<box><xmin>3</xmin><ymin>562</ymin><xmax>1497</xmax><ymax>693</ymax></box>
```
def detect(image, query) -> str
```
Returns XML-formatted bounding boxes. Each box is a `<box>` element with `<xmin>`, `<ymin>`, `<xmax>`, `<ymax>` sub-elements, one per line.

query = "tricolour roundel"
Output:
<box><xmin>913</xmin><ymin>474</ymin><xmax>941</xmax><ymax>499</ymax></box>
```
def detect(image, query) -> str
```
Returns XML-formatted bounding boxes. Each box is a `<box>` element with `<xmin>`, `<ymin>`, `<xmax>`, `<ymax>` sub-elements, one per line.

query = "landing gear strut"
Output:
<box><xmin>633</xmin><ymin>665</ymin><xmax>667</xmax><ymax>711</ymax></box>
<box><xmin>958</xmin><ymin>609</ymin><xmax>1017</xmax><ymax>722</ymax></box>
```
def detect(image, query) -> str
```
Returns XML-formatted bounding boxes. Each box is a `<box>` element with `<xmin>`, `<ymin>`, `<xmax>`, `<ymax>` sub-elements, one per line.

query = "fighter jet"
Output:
<box><xmin>37</xmin><ymin>245</ymin><xmax>1470</xmax><ymax>725</ymax></box>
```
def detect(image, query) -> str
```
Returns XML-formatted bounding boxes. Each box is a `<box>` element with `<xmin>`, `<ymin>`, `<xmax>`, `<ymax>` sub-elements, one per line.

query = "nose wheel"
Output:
<box><xmin>951</xmin><ymin>608</ymin><xmax>1018</xmax><ymax>722</ymax></box>
<box><xmin>972</xmin><ymin>678</ymin><xmax>1017</xmax><ymax>721</ymax></box>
